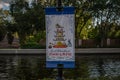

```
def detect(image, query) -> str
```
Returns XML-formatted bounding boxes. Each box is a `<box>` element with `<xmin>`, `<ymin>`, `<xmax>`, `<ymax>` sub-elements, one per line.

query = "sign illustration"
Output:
<box><xmin>49</xmin><ymin>23</ymin><xmax>70</xmax><ymax>49</ymax></box>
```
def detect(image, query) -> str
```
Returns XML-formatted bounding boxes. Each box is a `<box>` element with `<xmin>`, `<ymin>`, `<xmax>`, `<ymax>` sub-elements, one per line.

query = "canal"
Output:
<box><xmin>0</xmin><ymin>49</ymin><xmax>120</xmax><ymax>80</ymax></box>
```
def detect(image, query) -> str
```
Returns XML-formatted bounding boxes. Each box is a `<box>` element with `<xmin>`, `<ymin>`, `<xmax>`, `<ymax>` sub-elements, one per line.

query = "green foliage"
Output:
<box><xmin>108</xmin><ymin>23</ymin><xmax>120</xmax><ymax>39</ymax></box>
<box><xmin>7</xmin><ymin>32</ymin><xmax>14</xmax><ymax>45</ymax></box>
<box><xmin>34</xmin><ymin>31</ymin><xmax>46</xmax><ymax>43</ymax></box>
<box><xmin>9</xmin><ymin>0</ymin><xmax>45</xmax><ymax>45</ymax></box>
<box><xmin>75</xmin><ymin>3</ymin><xmax>92</xmax><ymax>39</ymax></box>
<box><xmin>0</xmin><ymin>0</ymin><xmax>119</xmax><ymax>48</ymax></box>
<box><xmin>115</xmin><ymin>30</ymin><xmax>120</xmax><ymax>38</ymax></box>
<box><xmin>89</xmin><ymin>0</ymin><xmax>120</xmax><ymax>40</ymax></box>
<box><xmin>0</xmin><ymin>10</ymin><xmax>6</xmax><ymax>41</ymax></box>
<box><xmin>88</xmin><ymin>27</ymin><xmax>99</xmax><ymax>39</ymax></box>
<box><xmin>21</xmin><ymin>40</ymin><xmax>45</xmax><ymax>49</ymax></box>
<box><xmin>42</xmin><ymin>78</ymin><xmax>54</xmax><ymax>80</ymax></box>
<box><xmin>21</xmin><ymin>43</ymin><xmax>42</xmax><ymax>49</ymax></box>
<box><xmin>0</xmin><ymin>26</ymin><xmax>6</xmax><ymax>41</ymax></box>
<box><xmin>21</xmin><ymin>34</ymin><xmax>46</xmax><ymax>49</ymax></box>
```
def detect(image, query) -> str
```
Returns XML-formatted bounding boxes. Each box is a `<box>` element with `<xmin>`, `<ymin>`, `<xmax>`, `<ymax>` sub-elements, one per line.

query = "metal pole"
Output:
<box><xmin>57</xmin><ymin>0</ymin><xmax>62</xmax><ymax>7</ymax></box>
<box><xmin>56</xmin><ymin>68</ymin><xmax>64</xmax><ymax>80</ymax></box>
<box><xmin>56</xmin><ymin>0</ymin><xmax>63</xmax><ymax>80</ymax></box>
<box><xmin>56</xmin><ymin>0</ymin><xmax>62</xmax><ymax>11</ymax></box>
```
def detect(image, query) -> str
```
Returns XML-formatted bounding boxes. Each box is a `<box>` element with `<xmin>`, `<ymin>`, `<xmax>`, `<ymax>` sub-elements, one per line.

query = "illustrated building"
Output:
<box><xmin>53</xmin><ymin>24</ymin><xmax>67</xmax><ymax>48</ymax></box>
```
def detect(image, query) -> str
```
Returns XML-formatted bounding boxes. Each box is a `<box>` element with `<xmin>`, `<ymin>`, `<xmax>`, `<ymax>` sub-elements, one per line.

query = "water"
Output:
<box><xmin>0</xmin><ymin>55</ymin><xmax>120</xmax><ymax>80</ymax></box>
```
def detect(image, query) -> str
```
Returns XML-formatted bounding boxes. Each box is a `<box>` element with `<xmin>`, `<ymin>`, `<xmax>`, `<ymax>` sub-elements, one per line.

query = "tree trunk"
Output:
<box><xmin>18</xmin><ymin>32</ymin><xmax>26</xmax><ymax>46</ymax></box>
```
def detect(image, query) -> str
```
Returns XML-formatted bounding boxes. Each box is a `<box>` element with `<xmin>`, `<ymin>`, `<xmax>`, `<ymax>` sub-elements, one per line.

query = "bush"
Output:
<box><xmin>21</xmin><ymin>35</ymin><xmax>46</xmax><ymax>49</ymax></box>
<box><xmin>7</xmin><ymin>32</ymin><xmax>14</xmax><ymax>45</ymax></box>
<box><xmin>0</xmin><ymin>26</ymin><xmax>6</xmax><ymax>41</ymax></box>
<box><xmin>21</xmin><ymin>43</ymin><xmax>45</xmax><ymax>49</ymax></box>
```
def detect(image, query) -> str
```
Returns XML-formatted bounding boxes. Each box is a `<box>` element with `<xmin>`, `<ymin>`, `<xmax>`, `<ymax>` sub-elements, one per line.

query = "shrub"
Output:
<box><xmin>21</xmin><ymin>43</ymin><xmax>45</xmax><ymax>49</ymax></box>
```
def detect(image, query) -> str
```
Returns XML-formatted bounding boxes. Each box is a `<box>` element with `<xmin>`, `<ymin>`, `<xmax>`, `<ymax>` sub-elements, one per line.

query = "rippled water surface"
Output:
<box><xmin>0</xmin><ymin>55</ymin><xmax>120</xmax><ymax>80</ymax></box>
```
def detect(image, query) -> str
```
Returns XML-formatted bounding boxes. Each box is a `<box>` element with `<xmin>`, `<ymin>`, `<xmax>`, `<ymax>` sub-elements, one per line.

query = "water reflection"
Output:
<box><xmin>0</xmin><ymin>55</ymin><xmax>120</xmax><ymax>80</ymax></box>
<box><xmin>88</xmin><ymin>57</ymin><xmax>120</xmax><ymax>78</ymax></box>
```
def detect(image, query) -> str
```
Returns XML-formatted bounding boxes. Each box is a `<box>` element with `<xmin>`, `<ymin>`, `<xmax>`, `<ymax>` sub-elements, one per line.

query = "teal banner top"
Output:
<box><xmin>45</xmin><ymin>7</ymin><xmax>75</xmax><ymax>15</ymax></box>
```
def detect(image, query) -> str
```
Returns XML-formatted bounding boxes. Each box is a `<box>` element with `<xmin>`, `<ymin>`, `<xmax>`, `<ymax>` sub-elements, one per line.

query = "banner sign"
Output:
<box><xmin>45</xmin><ymin>7</ymin><xmax>75</xmax><ymax>68</ymax></box>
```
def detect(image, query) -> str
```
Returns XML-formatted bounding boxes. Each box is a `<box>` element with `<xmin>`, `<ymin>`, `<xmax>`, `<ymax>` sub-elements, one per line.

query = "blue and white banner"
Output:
<box><xmin>45</xmin><ymin>7</ymin><xmax>75</xmax><ymax>68</ymax></box>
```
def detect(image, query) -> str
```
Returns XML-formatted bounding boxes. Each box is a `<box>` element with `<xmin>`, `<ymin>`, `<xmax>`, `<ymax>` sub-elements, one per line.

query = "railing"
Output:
<box><xmin>0</xmin><ymin>48</ymin><xmax>120</xmax><ymax>55</ymax></box>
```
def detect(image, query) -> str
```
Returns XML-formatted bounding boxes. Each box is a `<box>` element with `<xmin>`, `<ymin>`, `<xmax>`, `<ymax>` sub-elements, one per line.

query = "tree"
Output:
<box><xmin>108</xmin><ymin>22</ymin><xmax>120</xmax><ymax>39</ymax></box>
<box><xmin>0</xmin><ymin>10</ymin><xmax>6</xmax><ymax>41</ymax></box>
<box><xmin>9</xmin><ymin>0</ymin><xmax>45</xmax><ymax>45</ymax></box>
<box><xmin>8</xmin><ymin>0</ymin><xmax>120</xmax><ymax>48</ymax></box>
<box><xmin>0</xmin><ymin>25</ymin><xmax>6</xmax><ymax>41</ymax></box>
<box><xmin>89</xmin><ymin>0</ymin><xmax>120</xmax><ymax>47</ymax></box>
<box><xmin>74</xmin><ymin>0</ymin><xmax>92</xmax><ymax>47</ymax></box>
<box><xmin>9</xmin><ymin>0</ymin><xmax>31</xmax><ymax>45</ymax></box>
<box><xmin>7</xmin><ymin>32</ymin><xmax>14</xmax><ymax>45</ymax></box>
